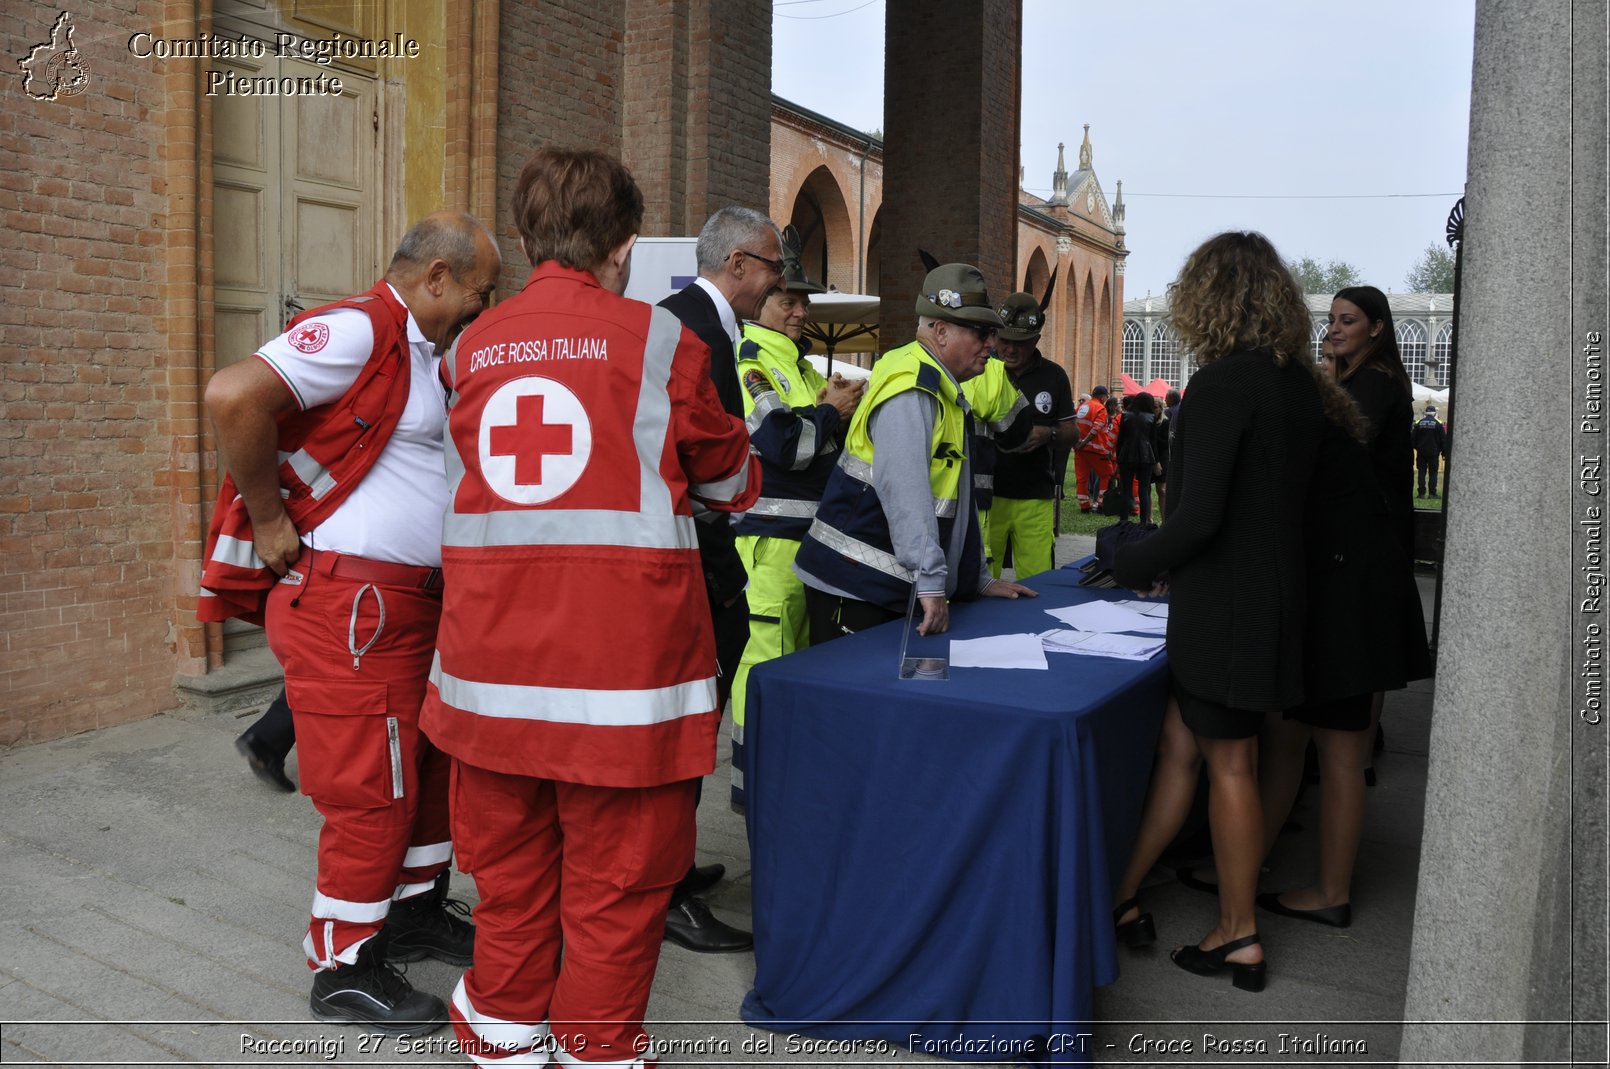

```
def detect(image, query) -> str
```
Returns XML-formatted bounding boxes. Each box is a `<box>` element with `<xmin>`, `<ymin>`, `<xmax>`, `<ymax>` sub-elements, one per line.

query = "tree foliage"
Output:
<box><xmin>1403</xmin><ymin>243</ymin><xmax>1456</xmax><ymax>293</ymax></box>
<box><xmin>1285</xmin><ymin>256</ymin><xmax>1365</xmax><ymax>295</ymax></box>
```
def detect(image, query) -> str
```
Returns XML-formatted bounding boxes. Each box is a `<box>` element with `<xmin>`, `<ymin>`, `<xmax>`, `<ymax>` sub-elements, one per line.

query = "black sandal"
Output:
<box><xmin>1170</xmin><ymin>932</ymin><xmax>1266</xmax><ymax>992</ymax></box>
<box><xmin>1112</xmin><ymin>897</ymin><xmax>1156</xmax><ymax>947</ymax></box>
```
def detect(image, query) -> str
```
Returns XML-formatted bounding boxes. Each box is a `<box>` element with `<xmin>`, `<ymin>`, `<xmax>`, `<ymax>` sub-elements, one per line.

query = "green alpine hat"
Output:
<box><xmin>914</xmin><ymin>263</ymin><xmax>999</xmax><ymax>327</ymax></box>
<box><xmin>997</xmin><ymin>291</ymin><xmax>1046</xmax><ymax>342</ymax></box>
<box><xmin>777</xmin><ymin>224</ymin><xmax>826</xmax><ymax>295</ymax></box>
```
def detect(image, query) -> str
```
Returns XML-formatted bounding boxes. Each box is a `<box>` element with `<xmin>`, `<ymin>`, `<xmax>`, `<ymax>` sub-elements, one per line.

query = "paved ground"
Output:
<box><xmin>0</xmin><ymin>538</ymin><xmax>1435</xmax><ymax>1067</ymax></box>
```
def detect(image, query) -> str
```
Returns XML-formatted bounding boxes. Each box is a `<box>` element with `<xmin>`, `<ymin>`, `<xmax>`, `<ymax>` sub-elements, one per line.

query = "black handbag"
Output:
<box><xmin>1079</xmin><ymin>520</ymin><xmax>1159</xmax><ymax>586</ymax></box>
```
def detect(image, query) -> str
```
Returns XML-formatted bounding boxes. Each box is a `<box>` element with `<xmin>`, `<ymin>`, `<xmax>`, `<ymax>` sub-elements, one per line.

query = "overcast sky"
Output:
<box><xmin>773</xmin><ymin>0</ymin><xmax>1476</xmax><ymax>300</ymax></box>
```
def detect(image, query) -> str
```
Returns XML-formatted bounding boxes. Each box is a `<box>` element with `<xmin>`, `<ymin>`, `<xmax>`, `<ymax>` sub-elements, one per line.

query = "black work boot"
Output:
<box><xmin>309</xmin><ymin>934</ymin><xmax>446</xmax><ymax>1035</ymax></box>
<box><xmin>385</xmin><ymin>872</ymin><xmax>475</xmax><ymax>966</ymax></box>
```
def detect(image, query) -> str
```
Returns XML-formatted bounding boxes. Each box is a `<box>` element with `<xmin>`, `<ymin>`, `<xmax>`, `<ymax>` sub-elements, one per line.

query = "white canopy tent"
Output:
<box><xmin>800</xmin><ymin>292</ymin><xmax>879</xmax><ymax>375</ymax></box>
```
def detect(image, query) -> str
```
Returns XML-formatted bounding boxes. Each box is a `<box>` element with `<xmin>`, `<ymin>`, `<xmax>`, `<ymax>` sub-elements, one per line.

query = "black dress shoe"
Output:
<box><xmin>235</xmin><ymin>731</ymin><xmax>295</xmax><ymax>792</ymax></box>
<box><xmin>1256</xmin><ymin>892</ymin><xmax>1351</xmax><ymax>928</ymax></box>
<box><xmin>1175</xmin><ymin>866</ymin><xmax>1218</xmax><ymax>895</ymax></box>
<box><xmin>679</xmin><ymin>863</ymin><xmax>725</xmax><ymax>898</ymax></box>
<box><xmin>663</xmin><ymin>897</ymin><xmax>752</xmax><ymax>953</ymax></box>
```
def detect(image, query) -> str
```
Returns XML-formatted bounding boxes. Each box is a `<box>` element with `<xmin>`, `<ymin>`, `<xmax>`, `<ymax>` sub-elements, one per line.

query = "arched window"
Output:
<box><xmin>1397</xmin><ymin>320</ymin><xmax>1427</xmax><ymax>385</ymax></box>
<box><xmin>1433</xmin><ymin>322</ymin><xmax>1454</xmax><ymax>387</ymax></box>
<box><xmin>1151</xmin><ymin>320</ymin><xmax>1180</xmax><ymax>387</ymax></box>
<box><xmin>1311</xmin><ymin>320</ymin><xmax>1327</xmax><ymax>363</ymax></box>
<box><xmin>1122</xmin><ymin>320</ymin><xmax>1145</xmax><ymax>380</ymax></box>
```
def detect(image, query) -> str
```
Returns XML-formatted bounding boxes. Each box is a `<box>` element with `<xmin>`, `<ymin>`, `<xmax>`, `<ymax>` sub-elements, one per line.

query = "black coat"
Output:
<box><xmin>659</xmin><ymin>283</ymin><xmax>747</xmax><ymax>605</ymax></box>
<box><xmin>1342</xmin><ymin>367</ymin><xmax>1414</xmax><ymax>559</ymax></box>
<box><xmin>1302</xmin><ymin>420</ymin><xmax>1433</xmax><ymax>700</ymax></box>
<box><xmin>1113</xmin><ymin>349</ymin><xmax>1323</xmax><ymax>712</ymax></box>
<box><xmin>1115</xmin><ymin>410</ymin><xmax>1156</xmax><ymax>466</ymax></box>
<box><xmin>660</xmin><ymin>283</ymin><xmax>742</xmax><ymax>417</ymax></box>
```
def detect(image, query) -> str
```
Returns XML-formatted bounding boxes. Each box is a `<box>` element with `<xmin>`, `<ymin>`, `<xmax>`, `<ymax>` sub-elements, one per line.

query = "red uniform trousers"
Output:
<box><xmin>1074</xmin><ymin>450</ymin><xmax>1101</xmax><ymax>509</ymax></box>
<box><xmin>447</xmin><ymin>761</ymin><xmax>696</xmax><ymax>1068</ymax></box>
<box><xmin>265</xmin><ymin>550</ymin><xmax>451</xmax><ymax>970</ymax></box>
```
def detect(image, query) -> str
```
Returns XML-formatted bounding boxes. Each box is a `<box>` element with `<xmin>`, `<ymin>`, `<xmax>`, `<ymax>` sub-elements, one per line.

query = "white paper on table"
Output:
<box><xmin>1044</xmin><ymin>600</ymin><xmax>1164</xmax><ymax>634</ymax></box>
<box><xmin>1111</xmin><ymin>599</ymin><xmax>1170</xmax><ymax>619</ymax></box>
<box><xmin>1039</xmin><ymin>628</ymin><xmax>1166</xmax><ymax>661</ymax></box>
<box><xmin>949</xmin><ymin>633</ymin><xmax>1050</xmax><ymax>670</ymax></box>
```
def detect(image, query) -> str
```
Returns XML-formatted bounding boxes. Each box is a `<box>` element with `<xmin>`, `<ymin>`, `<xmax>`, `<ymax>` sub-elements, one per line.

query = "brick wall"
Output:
<box><xmin>772</xmin><ymin>104</ymin><xmax>884</xmax><ymax>293</ymax></box>
<box><xmin>496</xmin><ymin>0</ymin><xmax>626</xmax><ymax>284</ymax></box>
<box><xmin>880</xmin><ymin>0</ymin><xmax>1020</xmax><ymax>346</ymax></box>
<box><xmin>690</xmin><ymin>0</ymin><xmax>770</xmax><ymax>227</ymax></box>
<box><xmin>1</xmin><ymin>0</ymin><xmax>194</xmax><ymax>745</ymax></box>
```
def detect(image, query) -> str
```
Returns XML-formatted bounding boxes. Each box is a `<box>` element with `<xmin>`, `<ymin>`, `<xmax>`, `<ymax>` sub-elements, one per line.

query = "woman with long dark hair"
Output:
<box><xmin>1253</xmin><ymin>306</ymin><xmax>1431</xmax><ymax>927</ymax></box>
<box><xmin>1328</xmin><ymin>285</ymin><xmax>1414</xmax><ymax>557</ymax></box>
<box><xmin>1112</xmin><ymin>232</ymin><xmax>1324</xmax><ymax>991</ymax></box>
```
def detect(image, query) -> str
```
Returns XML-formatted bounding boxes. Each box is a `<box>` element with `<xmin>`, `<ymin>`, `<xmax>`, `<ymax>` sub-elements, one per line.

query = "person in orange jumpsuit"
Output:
<box><xmin>1073</xmin><ymin>384</ymin><xmax>1112</xmax><ymax>510</ymax></box>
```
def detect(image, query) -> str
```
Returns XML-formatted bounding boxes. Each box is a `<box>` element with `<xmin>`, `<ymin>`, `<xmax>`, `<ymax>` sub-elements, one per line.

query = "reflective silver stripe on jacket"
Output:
<box><xmin>744</xmin><ymin>391</ymin><xmax>785</xmax><ymax>434</ymax></box>
<box><xmin>211</xmin><ymin>533</ymin><xmax>264</xmax><ymax>569</ymax></box>
<box><xmin>691</xmin><ymin>459</ymin><xmax>752</xmax><ymax>505</ymax></box>
<box><xmin>989</xmin><ymin>393</ymin><xmax>1029</xmax><ymax>433</ymax></box>
<box><xmin>791</xmin><ymin>420</ymin><xmax>818</xmax><ymax>470</ymax></box>
<box><xmin>836</xmin><ymin>450</ymin><xmax>956</xmax><ymax>516</ymax></box>
<box><xmin>838</xmin><ymin>452</ymin><xmax>874</xmax><ymax>485</ymax></box>
<box><xmin>745</xmin><ymin>497</ymin><xmax>818</xmax><ymax>519</ymax></box>
<box><xmin>805</xmin><ymin>518</ymin><xmax>913</xmax><ymax>581</ymax></box>
<box><xmin>444</xmin><ymin>305</ymin><xmax>690</xmax><ymax>549</ymax></box>
<box><xmin>431</xmin><ymin>653</ymin><xmax>718</xmax><ymax>726</ymax></box>
<box><xmin>745</xmin><ymin>390</ymin><xmax>820</xmax><ymax>471</ymax></box>
<box><xmin>286</xmin><ymin>449</ymin><xmax>337</xmax><ymax>499</ymax></box>
<box><xmin>973</xmin><ymin>473</ymin><xmax>995</xmax><ymax>490</ymax></box>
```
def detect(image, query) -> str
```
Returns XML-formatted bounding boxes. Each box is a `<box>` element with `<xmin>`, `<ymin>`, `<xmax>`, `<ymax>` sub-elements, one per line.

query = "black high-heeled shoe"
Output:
<box><xmin>1170</xmin><ymin>932</ymin><xmax>1266</xmax><ymax>992</ymax></box>
<box><xmin>1112</xmin><ymin>897</ymin><xmax>1156</xmax><ymax>947</ymax></box>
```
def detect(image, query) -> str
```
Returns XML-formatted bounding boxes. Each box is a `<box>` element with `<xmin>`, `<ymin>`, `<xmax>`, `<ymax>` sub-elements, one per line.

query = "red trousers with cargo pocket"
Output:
<box><xmin>446</xmin><ymin>763</ymin><xmax>696</xmax><ymax>1067</ymax></box>
<box><xmin>265</xmin><ymin>551</ymin><xmax>451</xmax><ymax>970</ymax></box>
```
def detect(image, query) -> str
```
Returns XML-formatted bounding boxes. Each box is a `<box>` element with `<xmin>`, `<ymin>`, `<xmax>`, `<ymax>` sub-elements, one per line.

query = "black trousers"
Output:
<box><xmin>1118</xmin><ymin>462</ymin><xmax>1154</xmax><ymax>525</ymax></box>
<box><xmin>669</xmin><ymin>590</ymin><xmax>748</xmax><ymax>906</ymax></box>
<box><xmin>1416</xmin><ymin>453</ymin><xmax>1440</xmax><ymax>496</ymax></box>
<box><xmin>805</xmin><ymin>586</ymin><xmax>901</xmax><ymax>646</ymax></box>
<box><xmin>243</xmin><ymin>688</ymin><xmax>295</xmax><ymax>759</ymax></box>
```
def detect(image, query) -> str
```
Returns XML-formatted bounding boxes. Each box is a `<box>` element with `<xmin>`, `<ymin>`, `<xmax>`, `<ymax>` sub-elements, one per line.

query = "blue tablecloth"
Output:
<box><xmin>740</xmin><ymin>566</ymin><xmax>1169</xmax><ymax>1064</ymax></box>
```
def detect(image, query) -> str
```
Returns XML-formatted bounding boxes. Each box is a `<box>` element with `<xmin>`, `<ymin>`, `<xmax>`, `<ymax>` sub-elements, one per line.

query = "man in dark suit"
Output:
<box><xmin>657</xmin><ymin>205</ymin><xmax>784</xmax><ymax>953</ymax></box>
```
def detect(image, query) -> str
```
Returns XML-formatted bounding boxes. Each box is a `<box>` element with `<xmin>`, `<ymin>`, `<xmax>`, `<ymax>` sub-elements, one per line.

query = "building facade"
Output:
<box><xmin>1123</xmin><ymin>292</ymin><xmax>1458</xmax><ymax>392</ymax></box>
<box><xmin>4</xmin><ymin>0</ymin><xmax>1028</xmax><ymax>746</ymax></box>
<box><xmin>771</xmin><ymin>104</ymin><xmax>1127</xmax><ymax>390</ymax></box>
<box><xmin>1</xmin><ymin>0</ymin><xmax>773</xmax><ymax>745</ymax></box>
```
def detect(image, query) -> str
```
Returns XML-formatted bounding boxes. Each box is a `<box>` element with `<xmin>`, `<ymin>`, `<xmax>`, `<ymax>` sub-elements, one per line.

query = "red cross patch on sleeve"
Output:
<box><xmin>289</xmin><ymin>322</ymin><xmax>330</xmax><ymax>354</ymax></box>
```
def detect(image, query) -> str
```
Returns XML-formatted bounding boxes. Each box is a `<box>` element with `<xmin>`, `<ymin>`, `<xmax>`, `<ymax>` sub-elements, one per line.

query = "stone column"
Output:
<box><xmin>879</xmin><ymin>0</ymin><xmax>1020</xmax><ymax>348</ymax></box>
<box><xmin>1401</xmin><ymin>1</ymin><xmax>1606</xmax><ymax>1063</ymax></box>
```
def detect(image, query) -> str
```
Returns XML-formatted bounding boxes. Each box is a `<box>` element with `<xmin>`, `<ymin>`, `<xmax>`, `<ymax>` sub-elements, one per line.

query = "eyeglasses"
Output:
<box><xmin>733</xmin><ymin>249</ymin><xmax>785</xmax><ymax>276</ymax></box>
<box><xmin>952</xmin><ymin>321</ymin><xmax>997</xmax><ymax>343</ymax></box>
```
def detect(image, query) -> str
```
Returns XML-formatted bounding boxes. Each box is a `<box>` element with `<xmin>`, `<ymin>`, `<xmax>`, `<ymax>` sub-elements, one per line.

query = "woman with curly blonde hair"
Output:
<box><xmin>1112</xmin><ymin>231</ymin><xmax>1324</xmax><ymax>991</ymax></box>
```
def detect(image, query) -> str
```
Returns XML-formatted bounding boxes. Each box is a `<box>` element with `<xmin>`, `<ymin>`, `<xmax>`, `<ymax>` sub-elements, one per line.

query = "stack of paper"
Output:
<box><xmin>1039</xmin><ymin>627</ymin><xmax>1166</xmax><ymax>661</ymax></box>
<box><xmin>1111</xmin><ymin>599</ymin><xmax>1169</xmax><ymax>620</ymax></box>
<box><xmin>1044</xmin><ymin>600</ymin><xmax>1167</xmax><ymax>636</ymax></box>
<box><xmin>948</xmin><ymin>633</ymin><xmax>1050</xmax><ymax>671</ymax></box>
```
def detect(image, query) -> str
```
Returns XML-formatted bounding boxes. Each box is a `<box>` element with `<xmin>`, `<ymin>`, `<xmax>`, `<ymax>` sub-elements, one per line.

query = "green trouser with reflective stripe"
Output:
<box><xmin>986</xmin><ymin>497</ymin><xmax>1055</xmax><ymax>580</ymax></box>
<box><xmin>732</xmin><ymin>535</ymin><xmax>809</xmax><ymax>728</ymax></box>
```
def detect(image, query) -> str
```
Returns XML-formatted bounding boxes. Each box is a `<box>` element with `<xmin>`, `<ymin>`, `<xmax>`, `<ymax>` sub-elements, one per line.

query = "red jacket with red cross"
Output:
<box><xmin>197</xmin><ymin>281</ymin><xmax>412</xmax><ymax>624</ymax></box>
<box><xmin>420</xmin><ymin>263</ymin><xmax>761</xmax><ymax>788</ymax></box>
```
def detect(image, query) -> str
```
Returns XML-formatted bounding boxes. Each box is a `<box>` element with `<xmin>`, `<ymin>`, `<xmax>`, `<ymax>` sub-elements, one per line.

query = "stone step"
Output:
<box><xmin>172</xmin><ymin>646</ymin><xmax>282</xmax><ymax>720</ymax></box>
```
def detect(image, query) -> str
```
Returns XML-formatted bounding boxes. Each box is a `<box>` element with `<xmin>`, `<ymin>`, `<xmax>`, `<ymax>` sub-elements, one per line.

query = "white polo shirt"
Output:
<box><xmin>255</xmin><ymin>285</ymin><xmax>449</xmax><ymax>566</ymax></box>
